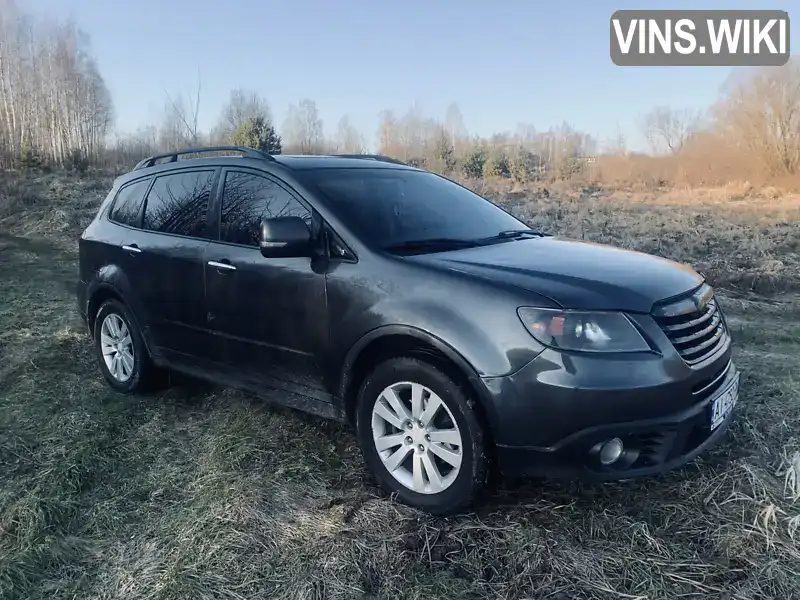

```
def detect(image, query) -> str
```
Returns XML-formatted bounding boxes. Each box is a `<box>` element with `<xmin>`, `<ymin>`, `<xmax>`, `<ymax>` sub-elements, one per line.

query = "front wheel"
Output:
<box><xmin>356</xmin><ymin>357</ymin><xmax>489</xmax><ymax>515</ymax></box>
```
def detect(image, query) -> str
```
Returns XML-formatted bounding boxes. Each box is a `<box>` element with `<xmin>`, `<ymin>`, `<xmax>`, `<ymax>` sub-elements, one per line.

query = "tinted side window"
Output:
<box><xmin>108</xmin><ymin>178</ymin><xmax>150</xmax><ymax>227</ymax></box>
<box><xmin>143</xmin><ymin>170</ymin><xmax>214</xmax><ymax>237</ymax></box>
<box><xmin>220</xmin><ymin>171</ymin><xmax>312</xmax><ymax>247</ymax></box>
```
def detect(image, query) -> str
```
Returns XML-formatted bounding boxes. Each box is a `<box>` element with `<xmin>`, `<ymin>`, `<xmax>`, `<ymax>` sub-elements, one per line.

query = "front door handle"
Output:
<box><xmin>122</xmin><ymin>244</ymin><xmax>141</xmax><ymax>254</ymax></box>
<box><xmin>208</xmin><ymin>260</ymin><xmax>236</xmax><ymax>272</ymax></box>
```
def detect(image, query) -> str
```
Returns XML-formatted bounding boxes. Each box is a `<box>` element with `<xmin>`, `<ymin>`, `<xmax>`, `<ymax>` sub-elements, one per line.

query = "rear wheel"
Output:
<box><xmin>356</xmin><ymin>357</ymin><xmax>489</xmax><ymax>515</ymax></box>
<box><xmin>93</xmin><ymin>299</ymin><xmax>160</xmax><ymax>393</ymax></box>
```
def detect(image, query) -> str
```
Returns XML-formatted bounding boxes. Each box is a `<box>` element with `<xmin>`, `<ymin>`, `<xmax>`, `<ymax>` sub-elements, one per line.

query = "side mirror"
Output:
<box><xmin>259</xmin><ymin>216</ymin><xmax>311</xmax><ymax>258</ymax></box>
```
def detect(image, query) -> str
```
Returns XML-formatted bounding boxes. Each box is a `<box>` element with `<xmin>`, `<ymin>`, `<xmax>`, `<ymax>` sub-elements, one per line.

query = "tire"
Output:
<box><xmin>93</xmin><ymin>298</ymin><xmax>160</xmax><ymax>393</ymax></box>
<box><xmin>355</xmin><ymin>357</ymin><xmax>489</xmax><ymax>515</ymax></box>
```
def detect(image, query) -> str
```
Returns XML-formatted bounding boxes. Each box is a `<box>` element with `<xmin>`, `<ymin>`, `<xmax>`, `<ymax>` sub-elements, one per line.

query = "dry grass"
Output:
<box><xmin>589</xmin><ymin>150</ymin><xmax>800</xmax><ymax>191</ymax></box>
<box><xmin>0</xmin><ymin>170</ymin><xmax>799</xmax><ymax>600</ymax></box>
<box><xmin>482</xmin><ymin>180</ymin><xmax>800</xmax><ymax>296</ymax></box>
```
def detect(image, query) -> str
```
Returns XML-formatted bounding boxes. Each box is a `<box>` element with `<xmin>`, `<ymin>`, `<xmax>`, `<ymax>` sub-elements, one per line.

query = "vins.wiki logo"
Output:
<box><xmin>610</xmin><ymin>10</ymin><xmax>790</xmax><ymax>66</ymax></box>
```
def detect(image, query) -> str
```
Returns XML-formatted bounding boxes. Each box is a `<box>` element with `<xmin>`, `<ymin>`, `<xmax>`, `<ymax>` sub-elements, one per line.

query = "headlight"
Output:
<box><xmin>517</xmin><ymin>307</ymin><xmax>650</xmax><ymax>353</ymax></box>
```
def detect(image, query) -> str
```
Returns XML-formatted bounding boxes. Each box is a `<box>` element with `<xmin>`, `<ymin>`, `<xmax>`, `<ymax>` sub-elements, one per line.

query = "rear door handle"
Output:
<box><xmin>208</xmin><ymin>260</ymin><xmax>236</xmax><ymax>272</ymax></box>
<box><xmin>122</xmin><ymin>244</ymin><xmax>141</xmax><ymax>254</ymax></box>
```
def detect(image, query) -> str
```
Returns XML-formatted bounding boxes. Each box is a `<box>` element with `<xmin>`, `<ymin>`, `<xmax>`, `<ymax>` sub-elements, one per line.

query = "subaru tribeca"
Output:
<box><xmin>76</xmin><ymin>146</ymin><xmax>739</xmax><ymax>515</ymax></box>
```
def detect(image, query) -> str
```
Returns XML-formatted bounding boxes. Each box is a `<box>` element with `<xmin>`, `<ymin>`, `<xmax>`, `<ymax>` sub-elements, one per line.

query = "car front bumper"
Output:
<box><xmin>480</xmin><ymin>341</ymin><xmax>738</xmax><ymax>481</ymax></box>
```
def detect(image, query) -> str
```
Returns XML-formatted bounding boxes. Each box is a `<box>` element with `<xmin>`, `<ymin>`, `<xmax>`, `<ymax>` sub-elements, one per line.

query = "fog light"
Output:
<box><xmin>599</xmin><ymin>438</ymin><xmax>624</xmax><ymax>465</ymax></box>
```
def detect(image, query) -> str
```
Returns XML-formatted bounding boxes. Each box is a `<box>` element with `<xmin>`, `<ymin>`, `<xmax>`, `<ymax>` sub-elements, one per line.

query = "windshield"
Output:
<box><xmin>298</xmin><ymin>168</ymin><xmax>528</xmax><ymax>251</ymax></box>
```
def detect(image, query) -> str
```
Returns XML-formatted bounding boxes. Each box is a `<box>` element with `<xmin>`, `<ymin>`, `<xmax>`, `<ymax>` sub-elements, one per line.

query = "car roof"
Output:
<box><xmin>272</xmin><ymin>154</ymin><xmax>415</xmax><ymax>170</ymax></box>
<box><xmin>113</xmin><ymin>149</ymin><xmax>419</xmax><ymax>189</ymax></box>
<box><xmin>127</xmin><ymin>147</ymin><xmax>414</xmax><ymax>174</ymax></box>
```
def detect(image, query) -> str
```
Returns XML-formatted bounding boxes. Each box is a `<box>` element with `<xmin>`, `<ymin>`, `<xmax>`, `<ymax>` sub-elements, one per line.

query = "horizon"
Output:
<box><xmin>23</xmin><ymin>0</ymin><xmax>800</xmax><ymax>152</ymax></box>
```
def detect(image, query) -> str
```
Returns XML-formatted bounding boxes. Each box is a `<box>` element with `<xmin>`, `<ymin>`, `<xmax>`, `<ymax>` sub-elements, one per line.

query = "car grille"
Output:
<box><xmin>653</xmin><ymin>284</ymin><xmax>728</xmax><ymax>365</ymax></box>
<box><xmin>692</xmin><ymin>360</ymin><xmax>732</xmax><ymax>401</ymax></box>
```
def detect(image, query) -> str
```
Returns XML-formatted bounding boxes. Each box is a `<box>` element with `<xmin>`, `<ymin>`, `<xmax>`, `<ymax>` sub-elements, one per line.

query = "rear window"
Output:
<box><xmin>108</xmin><ymin>178</ymin><xmax>151</xmax><ymax>227</ymax></box>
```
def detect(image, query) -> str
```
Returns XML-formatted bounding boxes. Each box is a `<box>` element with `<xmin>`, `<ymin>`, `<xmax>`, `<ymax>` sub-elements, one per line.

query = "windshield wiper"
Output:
<box><xmin>384</xmin><ymin>230</ymin><xmax>548</xmax><ymax>254</ymax></box>
<box><xmin>478</xmin><ymin>228</ymin><xmax>548</xmax><ymax>243</ymax></box>
<box><xmin>383</xmin><ymin>237</ymin><xmax>482</xmax><ymax>253</ymax></box>
<box><xmin>496</xmin><ymin>228</ymin><xmax>547</xmax><ymax>238</ymax></box>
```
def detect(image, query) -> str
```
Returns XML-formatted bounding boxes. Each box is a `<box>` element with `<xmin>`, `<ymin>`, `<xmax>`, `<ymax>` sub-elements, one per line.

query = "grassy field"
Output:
<box><xmin>1</xmin><ymin>171</ymin><xmax>799</xmax><ymax>600</ymax></box>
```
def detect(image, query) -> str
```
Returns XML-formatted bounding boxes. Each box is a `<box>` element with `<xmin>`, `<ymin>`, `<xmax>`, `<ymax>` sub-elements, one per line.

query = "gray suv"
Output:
<box><xmin>77</xmin><ymin>147</ymin><xmax>739</xmax><ymax>514</ymax></box>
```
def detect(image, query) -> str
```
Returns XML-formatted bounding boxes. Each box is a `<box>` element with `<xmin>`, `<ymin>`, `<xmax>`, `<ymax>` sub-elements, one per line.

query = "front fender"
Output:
<box><xmin>337</xmin><ymin>322</ymin><xmax>505</xmax><ymax>426</ymax></box>
<box><xmin>340</xmin><ymin>323</ymin><xmax>481</xmax><ymax>386</ymax></box>
<box><xmin>332</xmin><ymin>296</ymin><xmax>545</xmax><ymax>384</ymax></box>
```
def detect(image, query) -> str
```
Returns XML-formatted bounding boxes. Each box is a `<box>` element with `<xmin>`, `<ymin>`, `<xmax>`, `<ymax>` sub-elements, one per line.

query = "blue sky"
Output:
<box><xmin>28</xmin><ymin>0</ymin><xmax>799</xmax><ymax>150</ymax></box>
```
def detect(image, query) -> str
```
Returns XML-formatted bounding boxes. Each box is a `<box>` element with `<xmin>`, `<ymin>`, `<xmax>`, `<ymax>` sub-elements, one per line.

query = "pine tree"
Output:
<box><xmin>231</xmin><ymin>116</ymin><xmax>282</xmax><ymax>154</ymax></box>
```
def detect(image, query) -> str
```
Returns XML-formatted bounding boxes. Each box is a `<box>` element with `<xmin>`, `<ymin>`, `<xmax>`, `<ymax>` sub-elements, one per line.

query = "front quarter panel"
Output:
<box><xmin>326</xmin><ymin>255</ymin><xmax>554</xmax><ymax>382</ymax></box>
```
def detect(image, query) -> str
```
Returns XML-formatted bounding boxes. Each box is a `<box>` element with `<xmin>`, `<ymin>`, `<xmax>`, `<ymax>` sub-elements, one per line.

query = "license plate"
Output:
<box><xmin>710</xmin><ymin>372</ymin><xmax>739</xmax><ymax>431</ymax></box>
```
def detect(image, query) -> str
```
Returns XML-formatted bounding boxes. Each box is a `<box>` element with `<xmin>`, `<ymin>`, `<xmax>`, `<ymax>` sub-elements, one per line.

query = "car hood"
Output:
<box><xmin>407</xmin><ymin>236</ymin><xmax>704</xmax><ymax>313</ymax></box>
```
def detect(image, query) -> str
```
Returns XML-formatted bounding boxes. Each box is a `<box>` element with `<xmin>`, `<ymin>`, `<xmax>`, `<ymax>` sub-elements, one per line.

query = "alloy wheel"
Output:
<box><xmin>370</xmin><ymin>381</ymin><xmax>463</xmax><ymax>494</ymax></box>
<box><xmin>99</xmin><ymin>312</ymin><xmax>135</xmax><ymax>382</ymax></box>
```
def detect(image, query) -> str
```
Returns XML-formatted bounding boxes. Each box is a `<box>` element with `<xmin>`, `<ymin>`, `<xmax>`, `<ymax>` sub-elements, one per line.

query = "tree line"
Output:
<box><xmin>1</xmin><ymin>0</ymin><xmax>798</xmax><ymax>185</ymax></box>
<box><xmin>0</xmin><ymin>0</ymin><xmax>112</xmax><ymax>170</ymax></box>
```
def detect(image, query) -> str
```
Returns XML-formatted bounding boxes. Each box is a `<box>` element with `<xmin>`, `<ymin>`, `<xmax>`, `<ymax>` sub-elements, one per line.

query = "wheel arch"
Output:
<box><xmin>87</xmin><ymin>282</ymin><xmax>125</xmax><ymax>334</ymax></box>
<box><xmin>338</xmin><ymin>325</ymin><xmax>499</xmax><ymax>444</ymax></box>
<box><xmin>86</xmin><ymin>282</ymin><xmax>156</xmax><ymax>359</ymax></box>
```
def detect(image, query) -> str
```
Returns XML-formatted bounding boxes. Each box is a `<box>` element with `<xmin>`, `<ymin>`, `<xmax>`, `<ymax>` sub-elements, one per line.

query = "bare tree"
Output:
<box><xmin>159</xmin><ymin>95</ymin><xmax>194</xmax><ymax>149</ymax></box>
<box><xmin>212</xmin><ymin>88</ymin><xmax>272</xmax><ymax>144</ymax></box>
<box><xmin>714</xmin><ymin>57</ymin><xmax>800</xmax><ymax>175</ymax></box>
<box><xmin>513</xmin><ymin>123</ymin><xmax>538</xmax><ymax>149</ymax></box>
<box><xmin>163</xmin><ymin>71</ymin><xmax>201</xmax><ymax>147</ymax></box>
<box><xmin>0</xmin><ymin>0</ymin><xmax>113</xmax><ymax>167</ymax></box>
<box><xmin>377</xmin><ymin>109</ymin><xmax>399</xmax><ymax>156</ymax></box>
<box><xmin>282</xmin><ymin>99</ymin><xmax>323</xmax><ymax>154</ymax></box>
<box><xmin>640</xmin><ymin>106</ymin><xmax>700</xmax><ymax>154</ymax></box>
<box><xmin>609</xmin><ymin>123</ymin><xmax>628</xmax><ymax>156</ymax></box>
<box><xmin>334</xmin><ymin>115</ymin><xmax>365</xmax><ymax>154</ymax></box>
<box><xmin>444</xmin><ymin>102</ymin><xmax>468</xmax><ymax>154</ymax></box>
<box><xmin>109</xmin><ymin>126</ymin><xmax>158</xmax><ymax>168</ymax></box>
<box><xmin>396</xmin><ymin>103</ymin><xmax>428</xmax><ymax>161</ymax></box>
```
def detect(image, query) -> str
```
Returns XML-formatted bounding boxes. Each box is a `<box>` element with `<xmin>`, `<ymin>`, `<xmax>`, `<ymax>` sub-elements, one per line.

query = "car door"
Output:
<box><xmin>204</xmin><ymin>167</ymin><xmax>330</xmax><ymax>398</ymax></box>
<box><xmin>133</xmin><ymin>167</ymin><xmax>218</xmax><ymax>361</ymax></box>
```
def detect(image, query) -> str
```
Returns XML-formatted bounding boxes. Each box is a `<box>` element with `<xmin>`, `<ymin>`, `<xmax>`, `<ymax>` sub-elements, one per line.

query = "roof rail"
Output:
<box><xmin>330</xmin><ymin>154</ymin><xmax>408</xmax><ymax>166</ymax></box>
<box><xmin>133</xmin><ymin>146</ymin><xmax>276</xmax><ymax>171</ymax></box>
